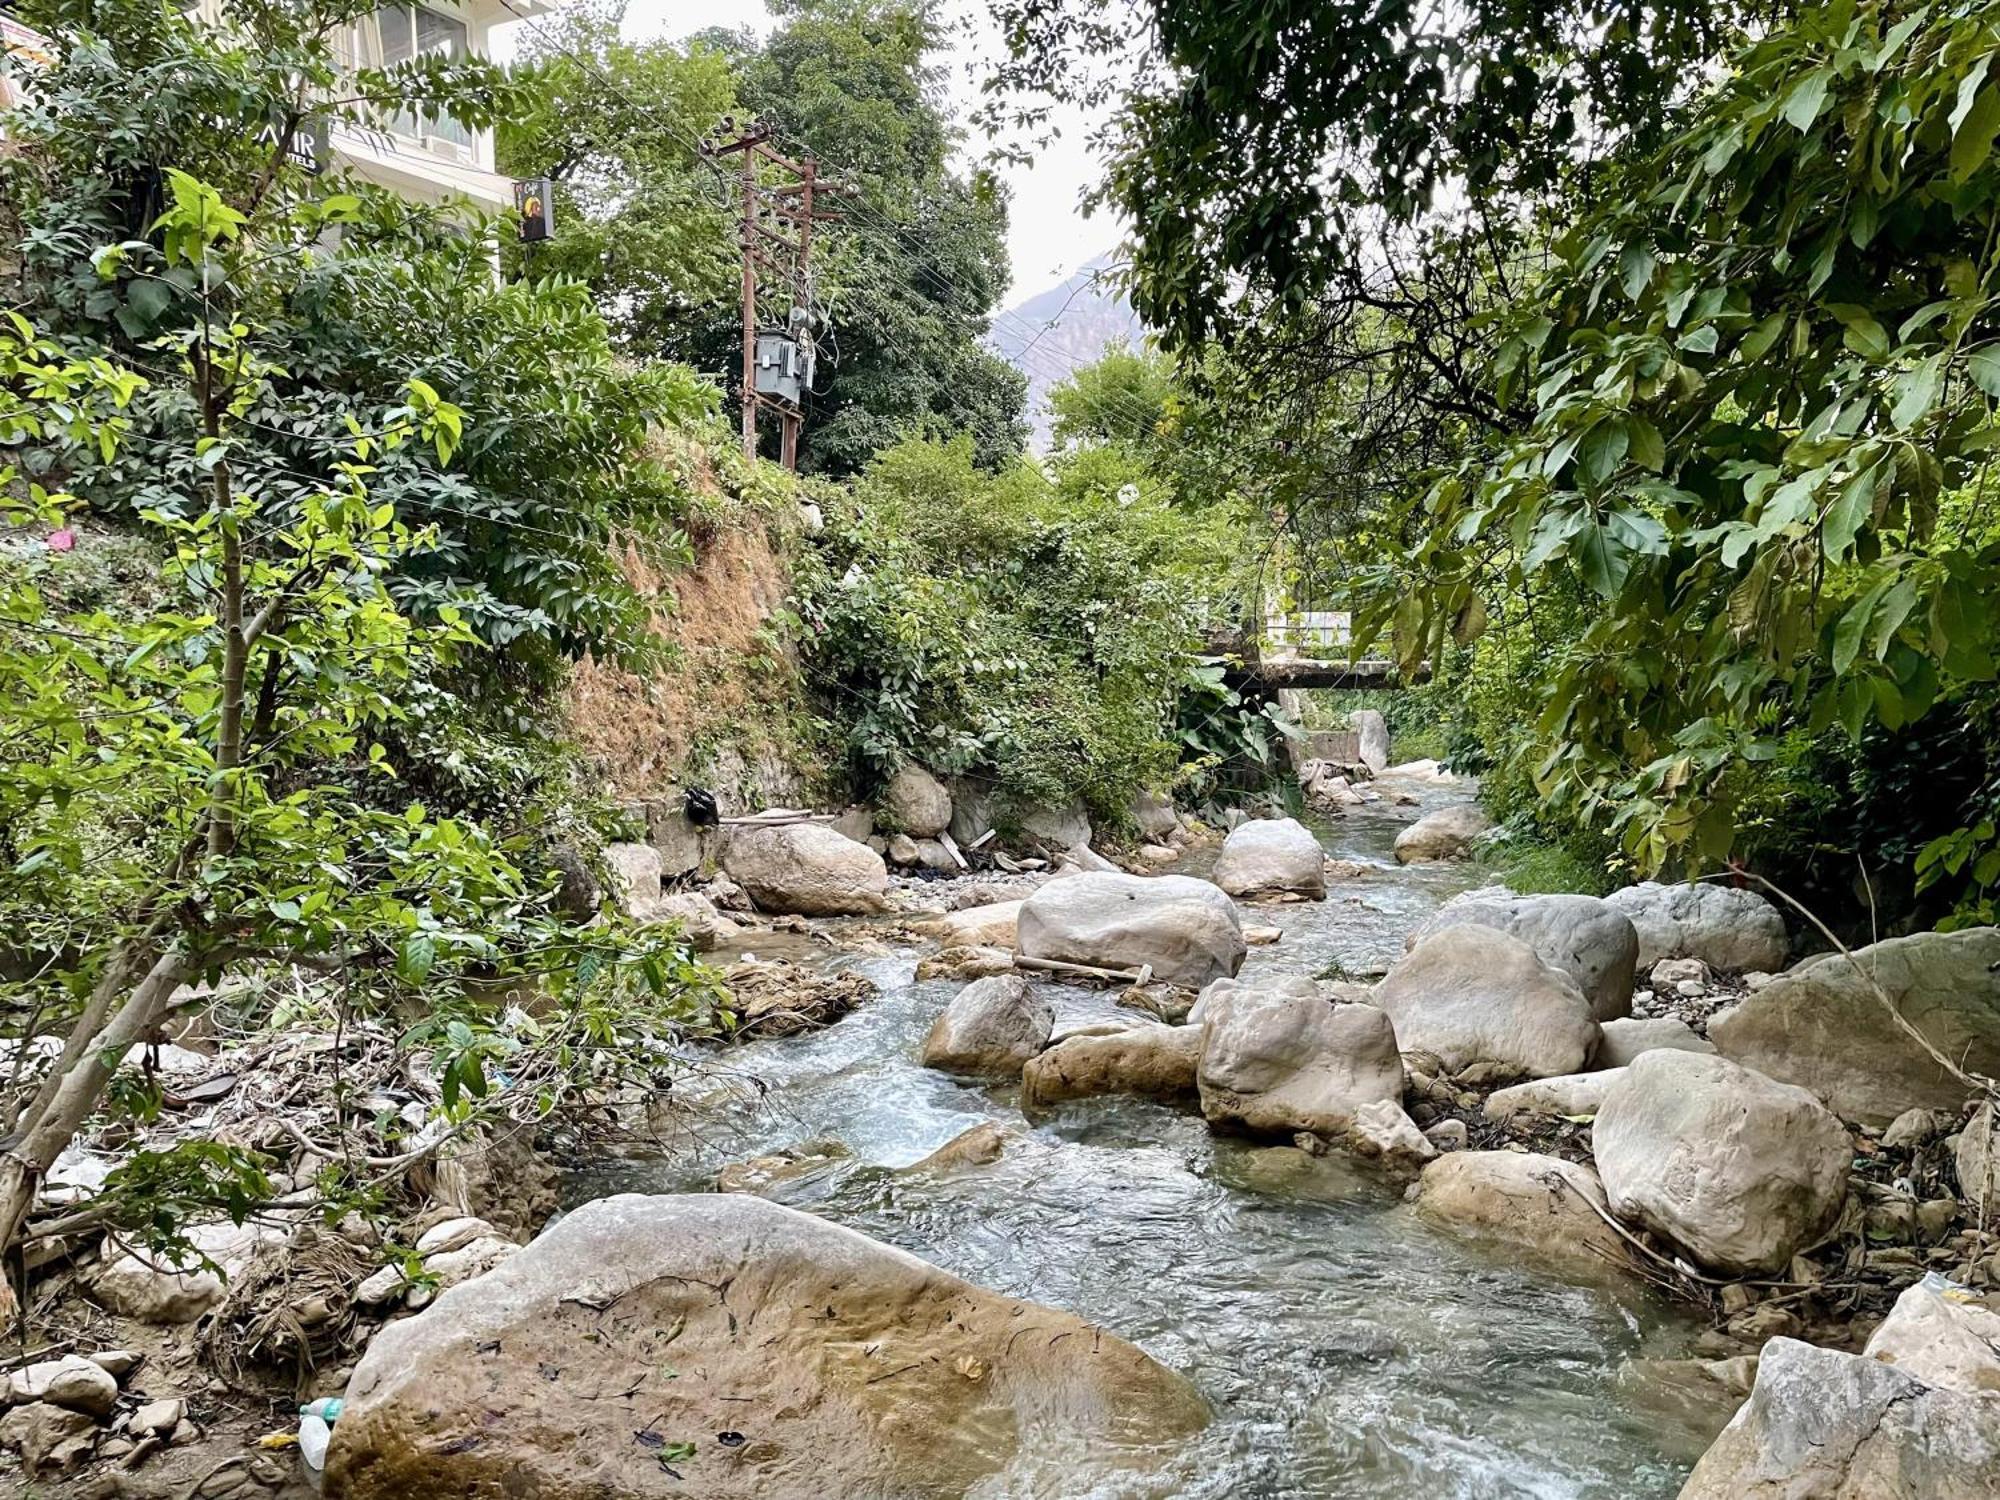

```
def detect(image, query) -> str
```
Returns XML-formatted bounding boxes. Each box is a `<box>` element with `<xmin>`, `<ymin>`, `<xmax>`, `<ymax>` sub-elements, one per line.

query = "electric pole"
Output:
<box><xmin>703</xmin><ymin>119</ymin><xmax>845</xmax><ymax>472</ymax></box>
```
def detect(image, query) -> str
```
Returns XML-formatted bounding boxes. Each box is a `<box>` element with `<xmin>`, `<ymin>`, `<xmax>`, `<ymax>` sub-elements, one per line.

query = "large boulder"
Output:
<box><xmin>90</xmin><ymin>1220</ymin><xmax>279</xmax><ymax>1324</ymax></box>
<box><xmin>722</xmin><ymin>823</ymin><xmax>890</xmax><ymax>916</ymax></box>
<box><xmin>1130</xmin><ymin>789</ymin><xmax>1182</xmax><ymax>840</ymax></box>
<box><xmin>1410</xmin><ymin>1152</ymin><xmax>1636</xmax><ymax>1282</ymax></box>
<box><xmin>1709</xmin><ymin>928</ymin><xmax>2000</xmax><ymax>1127</ymax></box>
<box><xmin>1591</xmin><ymin>1050</ymin><xmax>1851</xmax><ymax>1275</ymax></box>
<box><xmin>881</xmin><ymin>765</ymin><xmax>952</xmax><ymax>838</ymax></box>
<box><xmin>920</xmin><ymin>975</ymin><xmax>1052</xmax><ymax>1079</ymax></box>
<box><xmin>1350</xmin><ymin>709</ymin><xmax>1390</xmax><ymax>774</ymax></box>
<box><xmin>1196</xmin><ymin>986</ymin><xmax>1404</xmax><ymax>1137</ymax></box>
<box><xmin>1022</xmin><ymin>1025</ymin><xmax>1202</xmax><ymax>1109</ymax></box>
<box><xmin>1410</xmin><ymin>889</ymin><xmax>1638</xmax><ymax>1021</ymax></box>
<box><xmin>1392</xmin><ymin>803</ymin><xmax>1492</xmax><ymax>863</ymax></box>
<box><xmin>1591</xmin><ymin>1016</ymin><xmax>1714</xmax><ymax>1070</ymax></box>
<box><xmin>1212</xmin><ymin>817</ymin><xmax>1326</xmax><ymax>901</ymax></box>
<box><xmin>1862</xmin><ymin>1280</ymin><xmax>2000</xmax><ymax>1395</ymax></box>
<box><xmin>325</xmin><ymin>1195</ymin><xmax>1208</xmax><ymax>1500</ymax></box>
<box><xmin>1017</xmin><ymin>873</ymin><xmax>1245</xmax><ymax>989</ymax></box>
<box><xmin>1371</xmin><ymin>927</ymin><xmax>1599</xmax><ymax>1083</ymax></box>
<box><xmin>1678</xmin><ymin>1336</ymin><xmax>2000</xmax><ymax>1499</ymax></box>
<box><xmin>1603</xmin><ymin>880</ymin><xmax>1787</xmax><ymax>972</ymax></box>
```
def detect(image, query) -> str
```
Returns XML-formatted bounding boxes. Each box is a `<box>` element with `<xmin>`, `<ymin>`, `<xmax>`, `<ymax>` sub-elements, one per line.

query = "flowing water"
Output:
<box><xmin>575</xmin><ymin>776</ymin><xmax>1721</xmax><ymax>1499</ymax></box>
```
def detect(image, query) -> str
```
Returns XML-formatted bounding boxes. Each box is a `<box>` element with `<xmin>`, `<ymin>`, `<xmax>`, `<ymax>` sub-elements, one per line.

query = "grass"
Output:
<box><xmin>1493</xmin><ymin>838</ymin><xmax>1614</xmax><ymax>896</ymax></box>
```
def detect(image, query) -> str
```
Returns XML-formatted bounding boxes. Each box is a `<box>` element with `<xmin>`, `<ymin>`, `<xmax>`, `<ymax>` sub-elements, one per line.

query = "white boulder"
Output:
<box><xmin>722</xmin><ymin>823</ymin><xmax>890</xmax><ymax>916</ymax></box>
<box><xmin>1213</xmin><ymin>817</ymin><xmax>1326</xmax><ymax>900</ymax></box>
<box><xmin>1591</xmin><ymin>1050</ymin><xmax>1850</xmax><ymax>1275</ymax></box>
<box><xmin>1196</xmin><ymin>985</ymin><xmax>1404</xmax><ymax>1137</ymax></box>
<box><xmin>1410</xmin><ymin>889</ymin><xmax>1638</xmax><ymax>1020</ymax></box>
<box><xmin>1392</xmin><ymin>803</ymin><xmax>1492</xmax><ymax>863</ymax></box>
<box><xmin>1372</xmin><ymin>926</ymin><xmax>1599</xmax><ymax>1083</ymax></box>
<box><xmin>1603</xmin><ymin>880</ymin><xmax>1787</xmax><ymax>972</ymax></box>
<box><xmin>1017</xmin><ymin>872</ymin><xmax>1245</xmax><ymax>989</ymax></box>
<box><xmin>880</xmin><ymin>765</ymin><xmax>952</xmax><ymax>838</ymax></box>
<box><xmin>920</xmin><ymin>975</ymin><xmax>1052</xmax><ymax>1079</ymax></box>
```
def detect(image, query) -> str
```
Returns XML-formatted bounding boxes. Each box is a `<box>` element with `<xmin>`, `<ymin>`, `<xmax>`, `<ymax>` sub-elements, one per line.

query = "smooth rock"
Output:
<box><xmin>1411</xmin><ymin>888</ymin><xmax>1639</xmax><ymax>1020</ymax></box>
<box><xmin>1591</xmin><ymin>1016</ymin><xmax>1714</xmax><ymax>1070</ymax></box>
<box><xmin>1017</xmin><ymin>872</ymin><xmax>1246</xmax><ymax>990</ymax></box>
<box><xmin>905</xmin><ymin>1123</ymin><xmax>1013</xmax><ymax>1172</ymax></box>
<box><xmin>1022</xmin><ymin>1025</ymin><xmax>1201</xmax><ymax>1109</ymax></box>
<box><xmin>936</xmin><ymin>900</ymin><xmax>1021</xmax><ymax>950</ymax></box>
<box><xmin>1410</xmin><ymin>1152</ymin><xmax>1635</xmax><ymax>1281</ymax></box>
<box><xmin>1592</xmin><ymin>1050</ymin><xmax>1851</xmax><ymax>1275</ymax></box>
<box><xmin>1651</xmin><ymin>956</ymin><xmax>1711</xmax><ymax>989</ymax></box>
<box><xmin>91</xmin><ymin>1221</ymin><xmax>277</xmax><ymax>1324</ymax></box>
<box><xmin>130</xmin><ymin>1398</ymin><xmax>185</xmax><ymax>1438</ymax></box>
<box><xmin>920</xmin><ymin>975</ymin><xmax>1052</xmax><ymax>1078</ymax></box>
<box><xmin>415</xmin><ymin>1216</ymin><xmax>497</xmax><ymax>1258</ymax></box>
<box><xmin>1679</xmin><ymin>1336</ymin><xmax>2000</xmax><ymax>1499</ymax></box>
<box><xmin>717</xmin><ymin>1139</ymin><xmax>852</xmax><ymax>1197</ymax></box>
<box><xmin>1020</xmin><ymin>801</ymin><xmax>1092</xmax><ymax>850</ymax></box>
<box><xmin>654</xmin><ymin>891</ymin><xmax>738</xmax><ymax>951</ymax></box>
<box><xmin>1392</xmin><ymin>803</ymin><xmax>1492</xmax><ymax>863</ymax></box>
<box><xmin>1373</xmin><ymin>926</ymin><xmax>1599</xmax><ymax>1083</ymax></box>
<box><xmin>1351</xmin><ymin>709</ymin><xmax>1390</xmax><ymax>774</ymax></box>
<box><xmin>7</xmin><ymin>1355</ymin><xmax>117</xmax><ymax>1417</ymax></box>
<box><xmin>1604</xmin><ymin>881</ymin><xmax>1787</xmax><ymax>972</ymax></box>
<box><xmin>1710</xmin><ymin>927</ymin><xmax>2000</xmax><ymax>1126</ymax></box>
<box><xmin>1197</xmin><ymin>985</ymin><xmax>1403</xmax><ymax>1137</ymax></box>
<box><xmin>881</xmin><ymin>765</ymin><xmax>952</xmax><ymax>838</ymax></box>
<box><xmin>1862</xmin><ymin>1280</ymin><xmax>2000</xmax><ymax>1394</ymax></box>
<box><xmin>723</xmin><ymin>823</ymin><xmax>891</xmax><ymax>916</ymax></box>
<box><xmin>325</xmin><ymin>1194</ymin><xmax>1209</xmax><ymax>1500</ymax></box>
<box><xmin>601</xmin><ymin>841</ymin><xmax>664</xmax><ymax>917</ymax></box>
<box><xmin>1483</xmin><ymin>1068</ymin><xmax>1628</xmax><ymax>1123</ymax></box>
<box><xmin>1213</xmin><ymin>817</ymin><xmax>1326</xmax><ymax>900</ymax></box>
<box><xmin>887</xmin><ymin>832</ymin><xmax>921</xmax><ymax>866</ymax></box>
<box><xmin>85</xmin><ymin>1351</ymin><xmax>141</xmax><ymax>1379</ymax></box>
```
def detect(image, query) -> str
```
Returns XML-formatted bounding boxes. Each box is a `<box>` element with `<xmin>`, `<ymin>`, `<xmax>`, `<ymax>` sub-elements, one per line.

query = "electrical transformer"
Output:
<box><xmin>753</xmin><ymin>329</ymin><xmax>813</xmax><ymax>406</ymax></box>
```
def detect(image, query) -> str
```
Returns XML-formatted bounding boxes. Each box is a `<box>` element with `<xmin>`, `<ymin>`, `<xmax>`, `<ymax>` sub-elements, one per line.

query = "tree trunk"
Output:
<box><xmin>0</xmin><ymin>946</ymin><xmax>188</xmax><ymax>1256</ymax></box>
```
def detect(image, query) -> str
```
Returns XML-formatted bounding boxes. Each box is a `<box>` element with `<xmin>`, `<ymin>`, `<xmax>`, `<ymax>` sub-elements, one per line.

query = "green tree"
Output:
<box><xmin>7</xmin><ymin>0</ymin><xmax>711</xmax><ymax>674</ymax></box>
<box><xmin>1372</xmin><ymin>0</ymin><xmax>2000</xmax><ymax>900</ymax></box>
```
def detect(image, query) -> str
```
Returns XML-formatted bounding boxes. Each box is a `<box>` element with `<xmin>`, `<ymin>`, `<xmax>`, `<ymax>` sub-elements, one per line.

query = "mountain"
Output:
<box><xmin>987</xmin><ymin>251</ymin><xmax>1145</xmax><ymax>449</ymax></box>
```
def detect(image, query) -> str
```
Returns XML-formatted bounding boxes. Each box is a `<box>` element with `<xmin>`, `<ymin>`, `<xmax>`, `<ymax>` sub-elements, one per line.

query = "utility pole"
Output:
<box><xmin>703</xmin><ymin>119</ymin><xmax>845</xmax><ymax>472</ymax></box>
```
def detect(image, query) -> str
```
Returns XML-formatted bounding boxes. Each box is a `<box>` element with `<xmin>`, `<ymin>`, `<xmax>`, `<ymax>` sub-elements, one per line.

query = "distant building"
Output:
<box><xmin>4</xmin><ymin>2</ymin><xmax>544</xmax><ymax>213</ymax></box>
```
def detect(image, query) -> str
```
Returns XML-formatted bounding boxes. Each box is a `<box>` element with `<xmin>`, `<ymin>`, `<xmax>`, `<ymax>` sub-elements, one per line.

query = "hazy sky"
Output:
<box><xmin>498</xmin><ymin>0</ymin><xmax>1118</xmax><ymax>303</ymax></box>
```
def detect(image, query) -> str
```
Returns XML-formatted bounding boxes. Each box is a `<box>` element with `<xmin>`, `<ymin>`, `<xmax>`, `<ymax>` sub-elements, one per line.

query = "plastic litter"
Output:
<box><xmin>297</xmin><ymin>1397</ymin><xmax>343</xmax><ymax>1471</ymax></box>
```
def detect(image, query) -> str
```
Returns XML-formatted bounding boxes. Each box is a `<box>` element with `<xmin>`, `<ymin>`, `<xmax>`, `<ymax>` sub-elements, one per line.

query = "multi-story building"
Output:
<box><xmin>2</xmin><ymin>1</ymin><xmax>543</xmax><ymax>214</ymax></box>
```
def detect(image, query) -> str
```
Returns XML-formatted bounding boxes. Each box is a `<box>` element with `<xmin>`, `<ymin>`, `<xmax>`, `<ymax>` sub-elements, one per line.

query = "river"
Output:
<box><xmin>575</xmin><ymin>773</ymin><xmax>1722</xmax><ymax>1499</ymax></box>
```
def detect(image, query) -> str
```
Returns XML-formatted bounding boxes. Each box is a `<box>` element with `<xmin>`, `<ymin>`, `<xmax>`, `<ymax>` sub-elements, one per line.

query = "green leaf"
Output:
<box><xmin>1781</xmin><ymin>67</ymin><xmax>1831</xmax><ymax>131</ymax></box>
<box><xmin>1627</xmin><ymin>416</ymin><xmax>1665</xmax><ymax>473</ymax></box>
<box><xmin>1573</xmin><ymin>520</ymin><xmax>1630</xmax><ymax>598</ymax></box>
<box><xmin>1967</xmin><ymin>344</ymin><xmax>2000</xmax><ymax>399</ymax></box>
<box><xmin>1826</xmin><ymin>304</ymin><xmax>1890</xmax><ymax>359</ymax></box>
<box><xmin>1832</xmin><ymin>577</ymin><xmax>1895</xmax><ymax>675</ymax></box>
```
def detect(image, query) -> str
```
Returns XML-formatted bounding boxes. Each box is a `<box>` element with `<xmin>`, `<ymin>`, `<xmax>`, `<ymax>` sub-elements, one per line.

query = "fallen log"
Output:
<box><xmin>1012</xmin><ymin>955</ymin><xmax>1154</xmax><ymax>987</ymax></box>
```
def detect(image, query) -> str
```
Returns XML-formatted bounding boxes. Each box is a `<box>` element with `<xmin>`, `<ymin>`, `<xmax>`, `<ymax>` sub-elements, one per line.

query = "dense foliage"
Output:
<box><xmin>5</xmin><ymin>0</ymin><xmax>711</xmax><ymax>672</ymax></box>
<box><xmin>1362</xmin><ymin>0</ymin><xmax>2000</xmax><ymax>917</ymax></box>
<box><xmin>792</xmin><ymin>433</ymin><xmax>1258</xmax><ymax>824</ymax></box>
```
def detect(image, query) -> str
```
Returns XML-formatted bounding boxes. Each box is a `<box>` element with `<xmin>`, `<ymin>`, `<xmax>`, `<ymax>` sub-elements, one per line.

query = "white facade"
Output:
<box><xmin>4</xmin><ymin>2</ymin><xmax>543</xmax><ymax>212</ymax></box>
<box><xmin>324</xmin><ymin>1</ymin><xmax>547</xmax><ymax>212</ymax></box>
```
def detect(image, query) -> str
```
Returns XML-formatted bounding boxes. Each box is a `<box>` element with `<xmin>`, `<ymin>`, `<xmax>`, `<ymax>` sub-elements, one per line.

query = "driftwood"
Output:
<box><xmin>719</xmin><ymin>811</ymin><xmax>839</xmax><ymax>828</ymax></box>
<box><xmin>938</xmin><ymin>831</ymin><xmax>969</xmax><ymax>871</ymax></box>
<box><xmin>1012</xmin><ymin>955</ymin><xmax>1154</xmax><ymax>986</ymax></box>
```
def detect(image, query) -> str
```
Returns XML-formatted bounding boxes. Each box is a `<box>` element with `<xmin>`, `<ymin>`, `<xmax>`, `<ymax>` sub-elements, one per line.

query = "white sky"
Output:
<box><xmin>497</xmin><ymin>0</ymin><xmax>1117</xmax><ymax>303</ymax></box>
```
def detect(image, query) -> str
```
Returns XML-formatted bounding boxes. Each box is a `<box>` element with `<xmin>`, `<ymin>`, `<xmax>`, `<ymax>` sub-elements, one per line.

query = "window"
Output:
<box><xmin>370</xmin><ymin>5</ymin><xmax>473</xmax><ymax>149</ymax></box>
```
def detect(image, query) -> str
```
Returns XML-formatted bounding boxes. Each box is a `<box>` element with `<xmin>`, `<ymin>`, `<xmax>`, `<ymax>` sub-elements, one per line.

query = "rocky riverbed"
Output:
<box><xmin>12</xmin><ymin>766</ymin><xmax>2000</xmax><ymax>1499</ymax></box>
